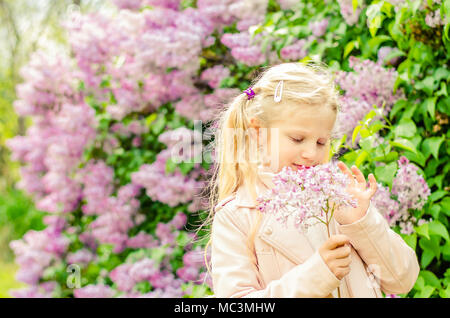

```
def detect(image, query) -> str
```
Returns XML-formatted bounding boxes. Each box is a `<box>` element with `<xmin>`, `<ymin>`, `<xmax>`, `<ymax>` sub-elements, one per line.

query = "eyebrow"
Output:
<box><xmin>288</xmin><ymin>129</ymin><xmax>310</xmax><ymax>134</ymax></box>
<box><xmin>288</xmin><ymin>130</ymin><xmax>331</xmax><ymax>138</ymax></box>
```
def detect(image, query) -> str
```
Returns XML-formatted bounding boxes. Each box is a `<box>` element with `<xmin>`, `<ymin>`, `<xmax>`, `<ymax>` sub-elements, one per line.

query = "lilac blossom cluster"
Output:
<box><xmin>337</xmin><ymin>0</ymin><xmax>363</xmax><ymax>26</ymax></box>
<box><xmin>334</xmin><ymin>56</ymin><xmax>405</xmax><ymax>143</ymax></box>
<box><xmin>256</xmin><ymin>163</ymin><xmax>357</xmax><ymax>232</ymax></box>
<box><xmin>131</xmin><ymin>127</ymin><xmax>208</xmax><ymax>213</ymax></box>
<box><xmin>6</xmin><ymin>51</ymin><xmax>97</xmax><ymax>213</ymax></box>
<box><xmin>9</xmin><ymin>215</ymin><xmax>69</xmax><ymax>297</ymax></box>
<box><xmin>64</xmin><ymin>7</ymin><xmax>216</xmax><ymax>120</ymax></box>
<box><xmin>371</xmin><ymin>156</ymin><xmax>431</xmax><ymax>234</ymax></box>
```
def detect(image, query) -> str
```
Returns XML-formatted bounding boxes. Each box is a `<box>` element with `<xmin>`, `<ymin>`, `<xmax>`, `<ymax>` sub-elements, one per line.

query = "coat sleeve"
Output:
<box><xmin>211</xmin><ymin>204</ymin><xmax>341</xmax><ymax>298</ymax></box>
<box><xmin>336</xmin><ymin>201</ymin><xmax>420</xmax><ymax>295</ymax></box>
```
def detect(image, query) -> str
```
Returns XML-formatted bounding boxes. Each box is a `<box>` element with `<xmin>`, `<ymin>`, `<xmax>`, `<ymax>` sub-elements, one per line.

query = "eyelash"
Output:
<box><xmin>291</xmin><ymin>138</ymin><xmax>326</xmax><ymax>146</ymax></box>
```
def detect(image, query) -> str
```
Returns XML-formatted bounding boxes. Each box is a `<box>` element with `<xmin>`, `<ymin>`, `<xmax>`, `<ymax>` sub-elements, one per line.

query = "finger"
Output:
<box><xmin>331</xmin><ymin>244</ymin><xmax>352</xmax><ymax>259</ymax></box>
<box><xmin>368</xmin><ymin>173</ymin><xmax>378</xmax><ymax>196</ymax></box>
<box><xmin>351</xmin><ymin>165</ymin><xmax>366</xmax><ymax>185</ymax></box>
<box><xmin>334</xmin><ymin>256</ymin><xmax>352</xmax><ymax>267</ymax></box>
<box><xmin>327</xmin><ymin>234</ymin><xmax>350</xmax><ymax>249</ymax></box>
<box><xmin>338</xmin><ymin>162</ymin><xmax>354</xmax><ymax>181</ymax></box>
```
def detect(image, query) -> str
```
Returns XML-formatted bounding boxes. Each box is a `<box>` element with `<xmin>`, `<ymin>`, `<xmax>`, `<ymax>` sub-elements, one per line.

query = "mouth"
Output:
<box><xmin>293</xmin><ymin>163</ymin><xmax>314</xmax><ymax>170</ymax></box>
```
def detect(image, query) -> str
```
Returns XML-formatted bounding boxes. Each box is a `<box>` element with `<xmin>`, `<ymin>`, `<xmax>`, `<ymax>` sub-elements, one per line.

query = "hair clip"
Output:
<box><xmin>244</xmin><ymin>87</ymin><xmax>255</xmax><ymax>100</ymax></box>
<box><xmin>274</xmin><ymin>80</ymin><xmax>283</xmax><ymax>103</ymax></box>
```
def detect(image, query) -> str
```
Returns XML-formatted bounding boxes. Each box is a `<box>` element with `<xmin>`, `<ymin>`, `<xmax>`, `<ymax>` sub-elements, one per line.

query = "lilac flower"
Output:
<box><xmin>334</xmin><ymin>57</ymin><xmax>405</xmax><ymax>143</ymax></box>
<box><xmin>74</xmin><ymin>284</ymin><xmax>116</xmax><ymax>298</ymax></box>
<box><xmin>280</xmin><ymin>39</ymin><xmax>308</xmax><ymax>61</ymax></box>
<box><xmin>126</xmin><ymin>232</ymin><xmax>158</xmax><ymax>249</ymax></box>
<box><xmin>309</xmin><ymin>19</ymin><xmax>329</xmax><ymax>37</ymax></box>
<box><xmin>109</xmin><ymin>263</ymin><xmax>135</xmax><ymax>292</ymax></box>
<box><xmin>371</xmin><ymin>156</ymin><xmax>431</xmax><ymax>235</ymax></box>
<box><xmin>200</xmin><ymin>65</ymin><xmax>230</xmax><ymax>89</ymax></box>
<box><xmin>67</xmin><ymin>248</ymin><xmax>96</xmax><ymax>265</ymax></box>
<box><xmin>129</xmin><ymin>258</ymin><xmax>158</xmax><ymax>282</ymax></box>
<box><xmin>177</xmin><ymin>266</ymin><xmax>199</xmax><ymax>282</ymax></box>
<box><xmin>257</xmin><ymin>162</ymin><xmax>357</xmax><ymax>233</ymax></box>
<box><xmin>337</xmin><ymin>0</ymin><xmax>363</xmax><ymax>26</ymax></box>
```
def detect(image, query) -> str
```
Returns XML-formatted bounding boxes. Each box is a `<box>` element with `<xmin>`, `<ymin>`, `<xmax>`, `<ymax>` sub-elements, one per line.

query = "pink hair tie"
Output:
<box><xmin>244</xmin><ymin>87</ymin><xmax>255</xmax><ymax>100</ymax></box>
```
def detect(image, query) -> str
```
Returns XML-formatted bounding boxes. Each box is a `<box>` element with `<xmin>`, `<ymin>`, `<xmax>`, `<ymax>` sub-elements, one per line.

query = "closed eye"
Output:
<box><xmin>290</xmin><ymin>137</ymin><xmax>303</xmax><ymax>143</ymax></box>
<box><xmin>291</xmin><ymin>137</ymin><xmax>326</xmax><ymax>146</ymax></box>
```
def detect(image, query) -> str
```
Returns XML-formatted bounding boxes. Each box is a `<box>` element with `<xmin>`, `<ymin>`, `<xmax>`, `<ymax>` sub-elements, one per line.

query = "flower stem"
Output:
<box><xmin>325</xmin><ymin>202</ymin><xmax>341</xmax><ymax>298</ymax></box>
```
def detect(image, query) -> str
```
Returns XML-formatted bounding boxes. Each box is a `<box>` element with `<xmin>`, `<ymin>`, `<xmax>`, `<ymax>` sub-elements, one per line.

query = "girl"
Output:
<box><xmin>203</xmin><ymin>62</ymin><xmax>419</xmax><ymax>298</ymax></box>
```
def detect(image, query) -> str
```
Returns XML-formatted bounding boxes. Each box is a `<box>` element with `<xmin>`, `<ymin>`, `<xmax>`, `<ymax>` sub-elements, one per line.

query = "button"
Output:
<box><xmin>264</xmin><ymin>227</ymin><xmax>273</xmax><ymax>235</ymax></box>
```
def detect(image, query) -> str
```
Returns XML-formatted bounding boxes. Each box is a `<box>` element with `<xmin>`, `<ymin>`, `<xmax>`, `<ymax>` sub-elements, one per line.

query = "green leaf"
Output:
<box><xmin>401</xmin><ymin>103</ymin><xmax>418</xmax><ymax>119</ymax></box>
<box><xmin>352</xmin><ymin>125</ymin><xmax>362</xmax><ymax>146</ymax></box>
<box><xmin>420</xmin><ymin>271</ymin><xmax>441</xmax><ymax>289</ymax></box>
<box><xmin>374</xmin><ymin>161</ymin><xmax>397</xmax><ymax>189</ymax></box>
<box><xmin>421</xmin><ymin>136</ymin><xmax>444</xmax><ymax>160</ymax></box>
<box><xmin>151</xmin><ymin>115</ymin><xmax>166</xmax><ymax>135</ymax></box>
<box><xmin>402</xmin><ymin>233</ymin><xmax>417</xmax><ymax>250</ymax></box>
<box><xmin>424</xmin><ymin>97</ymin><xmax>438</xmax><ymax>119</ymax></box>
<box><xmin>429</xmin><ymin>190</ymin><xmax>447</xmax><ymax>202</ymax></box>
<box><xmin>434</xmin><ymin>67</ymin><xmax>450</xmax><ymax>82</ymax></box>
<box><xmin>344</xmin><ymin>41</ymin><xmax>356</xmax><ymax>59</ymax></box>
<box><xmin>439</xmin><ymin>285</ymin><xmax>450</xmax><ymax>298</ymax></box>
<box><xmin>440</xmin><ymin>197</ymin><xmax>450</xmax><ymax>216</ymax></box>
<box><xmin>419</xmin><ymin>236</ymin><xmax>441</xmax><ymax>260</ymax></box>
<box><xmin>428</xmin><ymin>220</ymin><xmax>450</xmax><ymax>242</ymax></box>
<box><xmin>420</xmin><ymin>250</ymin><xmax>435</xmax><ymax>268</ymax></box>
<box><xmin>165</xmin><ymin>157</ymin><xmax>177</xmax><ymax>174</ymax></box>
<box><xmin>394</xmin><ymin>119</ymin><xmax>416</xmax><ymax>138</ymax></box>
<box><xmin>415</xmin><ymin>76</ymin><xmax>437</xmax><ymax>96</ymax></box>
<box><xmin>416</xmin><ymin>222</ymin><xmax>430</xmax><ymax>240</ymax></box>
<box><xmin>430</xmin><ymin>204</ymin><xmax>441</xmax><ymax>219</ymax></box>
<box><xmin>179</xmin><ymin>161</ymin><xmax>195</xmax><ymax>176</ymax></box>
<box><xmin>355</xmin><ymin>150</ymin><xmax>369</xmax><ymax>167</ymax></box>
<box><xmin>402</xmin><ymin>150</ymin><xmax>426</xmax><ymax>167</ymax></box>
<box><xmin>372</xmin><ymin>151</ymin><xmax>399</xmax><ymax>163</ymax></box>
<box><xmin>389</xmin><ymin>138</ymin><xmax>417</xmax><ymax>154</ymax></box>
<box><xmin>416</xmin><ymin>285</ymin><xmax>435</xmax><ymax>298</ymax></box>
<box><xmin>389</xmin><ymin>99</ymin><xmax>407</xmax><ymax>120</ymax></box>
<box><xmin>368</xmin><ymin>35</ymin><xmax>391</xmax><ymax>54</ymax></box>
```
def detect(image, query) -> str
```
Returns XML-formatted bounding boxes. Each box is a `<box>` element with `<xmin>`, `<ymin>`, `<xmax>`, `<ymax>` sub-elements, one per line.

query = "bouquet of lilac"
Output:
<box><xmin>256</xmin><ymin>162</ymin><xmax>359</xmax><ymax>298</ymax></box>
<box><xmin>256</xmin><ymin>162</ymin><xmax>358</xmax><ymax>237</ymax></box>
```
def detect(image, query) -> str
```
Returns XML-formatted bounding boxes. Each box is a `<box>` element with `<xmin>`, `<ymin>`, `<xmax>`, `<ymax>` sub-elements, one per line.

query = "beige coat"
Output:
<box><xmin>210</xmin><ymin>167</ymin><xmax>420</xmax><ymax>298</ymax></box>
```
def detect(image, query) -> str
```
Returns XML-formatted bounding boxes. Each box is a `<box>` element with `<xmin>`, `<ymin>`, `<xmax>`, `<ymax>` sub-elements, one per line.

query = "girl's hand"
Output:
<box><xmin>318</xmin><ymin>234</ymin><xmax>352</xmax><ymax>280</ymax></box>
<box><xmin>333</xmin><ymin>162</ymin><xmax>378</xmax><ymax>225</ymax></box>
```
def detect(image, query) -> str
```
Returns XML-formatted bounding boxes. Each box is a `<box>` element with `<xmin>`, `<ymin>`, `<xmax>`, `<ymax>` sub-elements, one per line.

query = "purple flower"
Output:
<box><xmin>74</xmin><ymin>284</ymin><xmax>116</xmax><ymax>298</ymax></box>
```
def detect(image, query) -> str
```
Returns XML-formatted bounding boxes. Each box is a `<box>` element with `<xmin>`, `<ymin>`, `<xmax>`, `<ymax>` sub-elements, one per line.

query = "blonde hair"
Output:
<box><xmin>197</xmin><ymin>61</ymin><xmax>341</xmax><ymax>285</ymax></box>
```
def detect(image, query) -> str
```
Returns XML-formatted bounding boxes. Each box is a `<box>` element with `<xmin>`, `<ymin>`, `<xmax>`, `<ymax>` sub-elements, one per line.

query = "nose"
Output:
<box><xmin>300</xmin><ymin>145</ymin><xmax>316</xmax><ymax>161</ymax></box>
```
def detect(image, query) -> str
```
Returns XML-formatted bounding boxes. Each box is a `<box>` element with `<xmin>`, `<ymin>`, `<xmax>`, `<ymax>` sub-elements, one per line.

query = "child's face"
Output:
<box><xmin>254</xmin><ymin>103</ymin><xmax>336</xmax><ymax>173</ymax></box>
